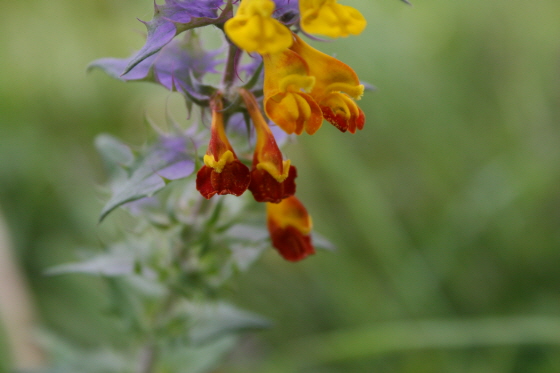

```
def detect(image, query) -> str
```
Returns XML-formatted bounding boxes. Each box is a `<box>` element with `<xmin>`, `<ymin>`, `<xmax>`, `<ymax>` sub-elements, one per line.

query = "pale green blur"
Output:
<box><xmin>1</xmin><ymin>0</ymin><xmax>560</xmax><ymax>371</ymax></box>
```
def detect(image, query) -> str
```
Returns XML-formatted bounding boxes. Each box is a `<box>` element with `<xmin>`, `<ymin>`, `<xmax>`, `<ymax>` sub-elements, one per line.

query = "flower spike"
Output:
<box><xmin>225</xmin><ymin>0</ymin><xmax>293</xmax><ymax>54</ymax></box>
<box><xmin>196</xmin><ymin>95</ymin><xmax>251</xmax><ymax>199</ymax></box>
<box><xmin>262</xmin><ymin>49</ymin><xmax>323</xmax><ymax>135</ymax></box>
<box><xmin>299</xmin><ymin>0</ymin><xmax>366</xmax><ymax>38</ymax></box>
<box><xmin>239</xmin><ymin>89</ymin><xmax>297</xmax><ymax>203</ymax></box>
<box><xmin>290</xmin><ymin>34</ymin><xmax>365</xmax><ymax>133</ymax></box>
<box><xmin>267</xmin><ymin>196</ymin><xmax>315</xmax><ymax>261</ymax></box>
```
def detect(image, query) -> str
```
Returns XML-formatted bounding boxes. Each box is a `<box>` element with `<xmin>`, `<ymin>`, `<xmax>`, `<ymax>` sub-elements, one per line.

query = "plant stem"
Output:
<box><xmin>138</xmin><ymin>343</ymin><xmax>158</xmax><ymax>373</ymax></box>
<box><xmin>222</xmin><ymin>43</ymin><xmax>240</xmax><ymax>92</ymax></box>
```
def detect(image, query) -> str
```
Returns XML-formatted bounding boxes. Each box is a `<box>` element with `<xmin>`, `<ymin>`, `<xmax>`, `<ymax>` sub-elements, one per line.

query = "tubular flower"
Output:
<box><xmin>267</xmin><ymin>196</ymin><xmax>315</xmax><ymax>262</ymax></box>
<box><xmin>290</xmin><ymin>34</ymin><xmax>365</xmax><ymax>133</ymax></box>
<box><xmin>225</xmin><ymin>0</ymin><xmax>293</xmax><ymax>54</ymax></box>
<box><xmin>239</xmin><ymin>89</ymin><xmax>297</xmax><ymax>203</ymax></box>
<box><xmin>299</xmin><ymin>0</ymin><xmax>366</xmax><ymax>38</ymax></box>
<box><xmin>263</xmin><ymin>48</ymin><xmax>323</xmax><ymax>135</ymax></box>
<box><xmin>196</xmin><ymin>95</ymin><xmax>251</xmax><ymax>199</ymax></box>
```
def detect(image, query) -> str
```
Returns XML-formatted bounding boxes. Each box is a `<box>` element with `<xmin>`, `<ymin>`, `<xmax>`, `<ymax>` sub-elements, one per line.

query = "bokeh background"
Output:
<box><xmin>1</xmin><ymin>0</ymin><xmax>560</xmax><ymax>371</ymax></box>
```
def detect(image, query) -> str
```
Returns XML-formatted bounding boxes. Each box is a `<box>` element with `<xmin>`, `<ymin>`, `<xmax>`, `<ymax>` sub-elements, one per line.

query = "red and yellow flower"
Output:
<box><xmin>267</xmin><ymin>196</ymin><xmax>315</xmax><ymax>262</ymax></box>
<box><xmin>289</xmin><ymin>34</ymin><xmax>365</xmax><ymax>134</ymax></box>
<box><xmin>239</xmin><ymin>89</ymin><xmax>297</xmax><ymax>203</ymax></box>
<box><xmin>196</xmin><ymin>95</ymin><xmax>251</xmax><ymax>199</ymax></box>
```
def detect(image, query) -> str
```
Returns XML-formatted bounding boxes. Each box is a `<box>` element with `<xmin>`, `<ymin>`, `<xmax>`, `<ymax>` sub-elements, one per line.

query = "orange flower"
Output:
<box><xmin>290</xmin><ymin>34</ymin><xmax>365</xmax><ymax>133</ymax></box>
<box><xmin>262</xmin><ymin>48</ymin><xmax>323</xmax><ymax>135</ymax></box>
<box><xmin>239</xmin><ymin>89</ymin><xmax>297</xmax><ymax>203</ymax></box>
<box><xmin>267</xmin><ymin>196</ymin><xmax>315</xmax><ymax>262</ymax></box>
<box><xmin>196</xmin><ymin>95</ymin><xmax>251</xmax><ymax>199</ymax></box>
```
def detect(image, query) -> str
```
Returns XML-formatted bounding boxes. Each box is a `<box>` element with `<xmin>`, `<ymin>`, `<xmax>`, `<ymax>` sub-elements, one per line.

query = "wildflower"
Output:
<box><xmin>290</xmin><ymin>34</ymin><xmax>365</xmax><ymax>133</ymax></box>
<box><xmin>196</xmin><ymin>95</ymin><xmax>251</xmax><ymax>199</ymax></box>
<box><xmin>299</xmin><ymin>0</ymin><xmax>366</xmax><ymax>38</ymax></box>
<box><xmin>267</xmin><ymin>196</ymin><xmax>315</xmax><ymax>261</ymax></box>
<box><xmin>262</xmin><ymin>48</ymin><xmax>323</xmax><ymax>135</ymax></box>
<box><xmin>225</xmin><ymin>0</ymin><xmax>293</xmax><ymax>54</ymax></box>
<box><xmin>239</xmin><ymin>89</ymin><xmax>297</xmax><ymax>203</ymax></box>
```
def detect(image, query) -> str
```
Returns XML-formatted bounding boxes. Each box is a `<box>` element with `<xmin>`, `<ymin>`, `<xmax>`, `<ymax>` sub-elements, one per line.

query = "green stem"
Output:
<box><xmin>138</xmin><ymin>343</ymin><xmax>157</xmax><ymax>373</ymax></box>
<box><xmin>222</xmin><ymin>43</ymin><xmax>240</xmax><ymax>92</ymax></box>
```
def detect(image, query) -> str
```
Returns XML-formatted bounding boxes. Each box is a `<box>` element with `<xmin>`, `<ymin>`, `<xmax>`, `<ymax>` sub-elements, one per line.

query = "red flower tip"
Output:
<box><xmin>196</xmin><ymin>160</ymin><xmax>251</xmax><ymax>199</ymax></box>
<box><xmin>320</xmin><ymin>98</ymin><xmax>365</xmax><ymax>134</ymax></box>
<box><xmin>249</xmin><ymin>164</ymin><xmax>297</xmax><ymax>203</ymax></box>
<box><xmin>267</xmin><ymin>196</ymin><xmax>315</xmax><ymax>262</ymax></box>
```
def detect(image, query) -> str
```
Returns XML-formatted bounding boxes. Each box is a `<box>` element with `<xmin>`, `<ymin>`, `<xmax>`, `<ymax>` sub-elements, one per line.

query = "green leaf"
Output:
<box><xmin>95</xmin><ymin>134</ymin><xmax>134</xmax><ymax>168</ymax></box>
<box><xmin>162</xmin><ymin>335</ymin><xmax>237</xmax><ymax>373</ymax></box>
<box><xmin>312</xmin><ymin>231</ymin><xmax>336</xmax><ymax>252</ymax></box>
<box><xmin>187</xmin><ymin>302</ymin><xmax>271</xmax><ymax>346</ymax></box>
<box><xmin>45</xmin><ymin>251</ymin><xmax>135</xmax><ymax>276</ymax></box>
<box><xmin>98</xmin><ymin>139</ymin><xmax>195</xmax><ymax>222</ymax></box>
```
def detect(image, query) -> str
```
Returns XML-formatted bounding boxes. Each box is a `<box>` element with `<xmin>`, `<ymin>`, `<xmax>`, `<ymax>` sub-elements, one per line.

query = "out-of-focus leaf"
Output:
<box><xmin>89</xmin><ymin>31</ymin><xmax>223</xmax><ymax>99</ymax></box>
<box><xmin>312</xmin><ymin>231</ymin><xmax>336</xmax><ymax>252</ymax></box>
<box><xmin>99</xmin><ymin>135</ymin><xmax>195</xmax><ymax>221</ymax></box>
<box><xmin>95</xmin><ymin>134</ymin><xmax>134</xmax><ymax>168</ymax></box>
<box><xmin>122</xmin><ymin>0</ymin><xmax>232</xmax><ymax>74</ymax></box>
<box><xmin>187</xmin><ymin>302</ymin><xmax>271</xmax><ymax>346</ymax></box>
<box><xmin>35</xmin><ymin>332</ymin><xmax>132</xmax><ymax>373</ymax></box>
<box><xmin>46</xmin><ymin>252</ymin><xmax>135</xmax><ymax>276</ymax></box>
<box><xmin>162</xmin><ymin>335</ymin><xmax>237</xmax><ymax>373</ymax></box>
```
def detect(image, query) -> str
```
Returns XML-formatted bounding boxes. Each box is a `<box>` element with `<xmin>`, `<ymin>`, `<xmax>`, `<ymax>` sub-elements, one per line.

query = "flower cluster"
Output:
<box><xmin>92</xmin><ymin>0</ymin><xmax>368</xmax><ymax>262</ymax></box>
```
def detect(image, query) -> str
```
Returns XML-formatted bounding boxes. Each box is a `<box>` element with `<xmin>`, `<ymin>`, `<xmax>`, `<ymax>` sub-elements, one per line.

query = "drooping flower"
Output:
<box><xmin>290</xmin><ymin>34</ymin><xmax>365</xmax><ymax>133</ymax></box>
<box><xmin>267</xmin><ymin>196</ymin><xmax>315</xmax><ymax>261</ymax></box>
<box><xmin>196</xmin><ymin>95</ymin><xmax>251</xmax><ymax>199</ymax></box>
<box><xmin>262</xmin><ymin>48</ymin><xmax>323</xmax><ymax>135</ymax></box>
<box><xmin>239</xmin><ymin>89</ymin><xmax>297</xmax><ymax>203</ymax></box>
<box><xmin>224</xmin><ymin>0</ymin><xmax>293</xmax><ymax>54</ymax></box>
<box><xmin>299</xmin><ymin>0</ymin><xmax>366</xmax><ymax>38</ymax></box>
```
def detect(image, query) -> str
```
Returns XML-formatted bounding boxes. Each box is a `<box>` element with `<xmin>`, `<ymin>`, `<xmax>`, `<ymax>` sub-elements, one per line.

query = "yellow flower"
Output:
<box><xmin>299</xmin><ymin>0</ymin><xmax>366</xmax><ymax>38</ymax></box>
<box><xmin>224</xmin><ymin>0</ymin><xmax>293</xmax><ymax>54</ymax></box>
<box><xmin>262</xmin><ymin>49</ymin><xmax>323</xmax><ymax>135</ymax></box>
<box><xmin>290</xmin><ymin>34</ymin><xmax>365</xmax><ymax>133</ymax></box>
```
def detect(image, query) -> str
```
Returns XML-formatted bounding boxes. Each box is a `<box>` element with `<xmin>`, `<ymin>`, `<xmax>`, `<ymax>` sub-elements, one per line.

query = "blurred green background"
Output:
<box><xmin>1</xmin><ymin>0</ymin><xmax>560</xmax><ymax>371</ymax></box>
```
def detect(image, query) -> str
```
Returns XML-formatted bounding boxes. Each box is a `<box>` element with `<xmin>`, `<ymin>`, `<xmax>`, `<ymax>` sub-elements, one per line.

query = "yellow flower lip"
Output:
<box><xmin>224</xmin><ymin>0</ymin><xmax>293</xmax><ymax>54</ymax></box>
<box><xmin>262</xmin><ymin>48</ymin><xmax>323</xmax><ymax>135</ymax></box>
<box><xmin>256</xmin><ymin>159</ymin><xmax>292</xmax><ymax>183</ymax></box>
<box><xmin>203</xmin><ymin>150</ymin><xmax>235</xmax><ymax>173</ymax></box>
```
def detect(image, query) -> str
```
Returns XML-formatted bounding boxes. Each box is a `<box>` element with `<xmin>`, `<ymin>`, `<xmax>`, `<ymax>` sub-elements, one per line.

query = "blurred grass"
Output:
<box><xmin>1</xmin><ymin>0</ymin><xmax>560</xmax><ymax>372</ymax></box>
